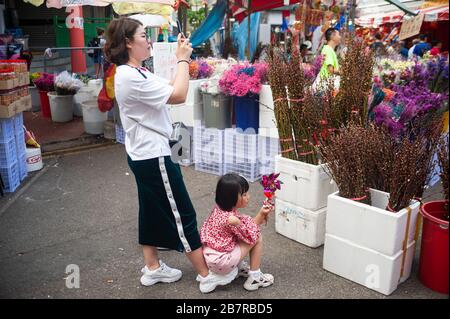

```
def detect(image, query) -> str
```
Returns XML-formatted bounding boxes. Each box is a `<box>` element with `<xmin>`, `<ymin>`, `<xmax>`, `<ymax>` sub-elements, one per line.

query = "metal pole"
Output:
<box><xmin>248</xmin><ymin>0</ymin><xmax>252</xmax><ymax>61</ymax></box>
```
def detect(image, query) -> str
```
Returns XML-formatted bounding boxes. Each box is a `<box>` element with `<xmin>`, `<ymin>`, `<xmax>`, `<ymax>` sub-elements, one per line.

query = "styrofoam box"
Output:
<box><xmin>275</xmin><ymin>155</ymin><xmax>338</xmax><ymax>211</ymax></box>
<box><xmin>168</xmin><ymin>103</ymin><xmax>203</xmax><ymax>128</ymax></box>
<box><xmin>186</xmin><ymin>79</ymin><xmax>203</xmax><ymax>105</ymax></box>
<box><xmin>323</xmin><ymin>234</ymin><xmax>415</xmax><ymax>295</ymax></box>
<box><xmin>275</xmin><ymin>198</ymin><xmax>327</xmax><ymax>248</ymax></box>
<box><xmin>326</xmin><ymin>189</ymin><xmax>420</xmax><ymax>256</ymax></box>
<box><xmin>259</xmin><ymin>85</ymin><xmax>274</xmax><ymax>112</ymax></box>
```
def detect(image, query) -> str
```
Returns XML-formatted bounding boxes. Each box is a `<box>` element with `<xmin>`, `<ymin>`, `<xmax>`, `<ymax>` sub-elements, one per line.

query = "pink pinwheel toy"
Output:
<box><xmin>260</xmin><ymin>173</ymin><xmax>283</xmax><ymax>209</ymax></box>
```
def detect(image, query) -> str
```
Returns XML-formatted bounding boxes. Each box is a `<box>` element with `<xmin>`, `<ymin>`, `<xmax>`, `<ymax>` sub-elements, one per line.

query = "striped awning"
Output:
<box><xmin>356</xmin><ymin>3</ymin><xmax>449</xmax><ymax>27</ymax></box>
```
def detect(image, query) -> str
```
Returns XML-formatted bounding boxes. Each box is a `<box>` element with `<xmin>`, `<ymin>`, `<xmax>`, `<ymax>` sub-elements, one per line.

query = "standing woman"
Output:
<box><xmin>104</xmin><ymin>17</ymin><xmax>235</xmax><ymax>293</ymax></box>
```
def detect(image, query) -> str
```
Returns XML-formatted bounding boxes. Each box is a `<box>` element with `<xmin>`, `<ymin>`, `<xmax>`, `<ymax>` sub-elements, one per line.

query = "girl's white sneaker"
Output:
<box><xmin>243</xmin><ymin>272</ymin><xmax>274</xmax><ymax>291</ymax></box>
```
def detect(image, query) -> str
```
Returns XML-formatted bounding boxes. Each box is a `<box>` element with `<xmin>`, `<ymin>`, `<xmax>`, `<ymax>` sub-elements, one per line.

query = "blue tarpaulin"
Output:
<box><xmin>190</xmin><ymin>0</ymin><xmax>227</xmax><ymax>48</ymax></box>
<box><xmin>232</xmin><ymin>12</ymin><xmax>261</xmax><ymax>61</ymax></box>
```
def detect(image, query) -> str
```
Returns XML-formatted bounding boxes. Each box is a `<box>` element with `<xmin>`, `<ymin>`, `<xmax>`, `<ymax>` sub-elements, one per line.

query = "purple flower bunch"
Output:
<box><xmin>33</xmin><ymin>72</ymin><xmax>55</xmax><ymax>92</ymax></box>
<box><xmin>373</xmin><ymin>80</ymin><xmax>447</xmax><ymax>137</ymax></box>
<box><xmin>303</xmin><ymin>54</ymin><xmax>324</xmax><ymax>82</ymax></box>
<box><xmin>372</xmin><ymin>55</ymin><xmax>449</xmax><ymax>138</ymax></box>
<box><xmin>219</xmin><ymin>62</ymin><xmax>268</xmax><ymax>97</ymax></box>
<box><xmin>197</xmin><ymin>59</ymin><xmax>214</xmax><ymax>79</ymax></box>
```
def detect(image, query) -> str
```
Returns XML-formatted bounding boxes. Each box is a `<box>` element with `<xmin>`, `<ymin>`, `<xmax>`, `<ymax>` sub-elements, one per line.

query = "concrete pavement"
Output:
<box><xmin>0</xmin><ymin>144</ymin><xmax>447</xmax><ymax>299</ymax></box>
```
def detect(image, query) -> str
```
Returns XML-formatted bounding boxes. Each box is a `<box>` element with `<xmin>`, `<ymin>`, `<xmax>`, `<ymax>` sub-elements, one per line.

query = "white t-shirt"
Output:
<box><xmin>408</xmin><ymin>45</ymin><xmax>416</xmax><ymax>59</ymax></box>
<box><xmin>115</xmin><ymin>64</ymin><xmax>174</xmax><ymax>161</ymax></box>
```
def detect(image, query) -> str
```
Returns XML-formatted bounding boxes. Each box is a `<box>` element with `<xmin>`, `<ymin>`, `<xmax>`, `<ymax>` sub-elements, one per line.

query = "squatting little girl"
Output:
<box><xmin>199</xmin><ymin>173</ymin><xmax>274</xmax><ymax>293</ymax></box>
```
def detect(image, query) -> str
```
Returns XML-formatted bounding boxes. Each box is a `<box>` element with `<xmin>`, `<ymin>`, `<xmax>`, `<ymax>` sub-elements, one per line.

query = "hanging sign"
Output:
<box><xmin>399</xmin><ymin>14</ymin><xmax>425</xmax><ymax>40</ymax></box>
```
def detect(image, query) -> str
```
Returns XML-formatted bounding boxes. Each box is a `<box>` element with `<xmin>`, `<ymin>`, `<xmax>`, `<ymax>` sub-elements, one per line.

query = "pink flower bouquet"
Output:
<box><xmin>219</xmin><ymin>62</ymin><xmax>268</xmax><ymax>97</ymax></box>
<box><xmin>33</xmin><ymin>72</ymin><xmax>55</xmax><ymax>92</ymax></box>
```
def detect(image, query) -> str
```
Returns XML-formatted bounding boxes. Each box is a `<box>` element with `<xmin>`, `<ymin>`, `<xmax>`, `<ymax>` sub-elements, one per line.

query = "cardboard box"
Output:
<box><xmin>0</xmin><ymin>95</ymin><xmax>31</xmax><ymax>118</ymax></box>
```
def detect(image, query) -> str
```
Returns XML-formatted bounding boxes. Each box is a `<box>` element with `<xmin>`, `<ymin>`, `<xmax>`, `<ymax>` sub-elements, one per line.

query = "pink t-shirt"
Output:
<box><xmin>200</xmin><ymin>206</ymin><xmax>261</xmax><ymax>252</ymax></box>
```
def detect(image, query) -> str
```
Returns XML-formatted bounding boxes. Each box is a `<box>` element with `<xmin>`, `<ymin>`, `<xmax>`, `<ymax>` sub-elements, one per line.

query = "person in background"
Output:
<box><xmin>300</xmin><ymin>43</ymin><xmax>309</xmax><ymax>63</ymax></box>
<box><xmin>370</xmin><ymin>33</ymin><xmax>387</xmax><ymax>57</ymax></box>
<box><xmin>94</xmin><ymin>28</ymin><xmax>106</xmax><ymax>78</ymax></box>
<box><xmin>408</xmin><ymin>38</ymin><xmax>420</xmax><ymax>59</ymax></box>
<box><xmin>399</xmin><ymin>41</ymin><xmax>409</xmax><ymax>59</ymax></box>
<box><xmin>319</xmin><ymin>27</ymin><xmax>341</xmax><ymax>79</ymax></box>
<box><xmin>430</xmin><ymin>40</ymin><xmax>442</xmax><ymax>56</ymax></box>
<box><xmin>413</xmin><ymin>34</ymin><xmax>431</xmax><ymax>57</ymax></box>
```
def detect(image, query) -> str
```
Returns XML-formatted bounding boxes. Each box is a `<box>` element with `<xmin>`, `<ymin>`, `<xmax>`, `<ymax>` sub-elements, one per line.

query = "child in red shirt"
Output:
<box><xmin>200</xmin><ymin>173</ymin><xmax>274</xmax><ymax>292</ymax></box>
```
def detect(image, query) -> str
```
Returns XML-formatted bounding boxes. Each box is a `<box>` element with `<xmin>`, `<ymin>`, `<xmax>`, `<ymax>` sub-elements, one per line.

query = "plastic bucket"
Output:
<box><xmin>29</xmin><ymin>86</ymin><xmax>41</xmax><ymax>112</ymax></box>
<box><xmin>48</xmin><ymin>92</ymin><xmax>74</xmax><ymax>123</ymax></box>
<box><xmin>202</xmin><ymin>93</ymin><xmax>232</xmax><ymax>129</ymax></box>
<box><xmin>234</xmin><ymin>95</ymin><xmax>259</xmax><ymax>134</ymax></box>
<box><xmin>81</xmin><ymin>100</ymin><xmax>108</xmax><ymax>134</ymax></box>
<box><xmin>419</xmin><ymin>200</ymin><xmax>449</xmax><ymax>294</ymax></box>
<box><xmin>39</xmin><ymin>90</ymin><xmax>51</xmax><ymax>118</ymax></box>
<box><xmin>87</xmin><ymin>79</ymin><xmax>103</xmax><ymax>98</ymax></box>
<box><xmin>26</xmin><ymin>147</ymin><xmax>43</xmax><ymax>172</ymax></box>
<box><xmin>74</xmin><ymin>86</ymin><xmax>94</xmax><ymax>117</ymax></box>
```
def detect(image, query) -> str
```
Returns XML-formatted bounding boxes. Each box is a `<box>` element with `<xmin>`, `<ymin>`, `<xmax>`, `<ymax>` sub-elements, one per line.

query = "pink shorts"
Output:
<box><xmin>203</xmin><ymin>245</ymin><xmax>242</xmax><ymax>275</ymax></box>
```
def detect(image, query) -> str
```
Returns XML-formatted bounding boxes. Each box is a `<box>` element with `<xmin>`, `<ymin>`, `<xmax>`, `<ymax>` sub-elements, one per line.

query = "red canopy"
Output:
<box><xmin>231</xmin><ymin>0</ymin><xmax>302</xmax><ymax>22</ymax></box>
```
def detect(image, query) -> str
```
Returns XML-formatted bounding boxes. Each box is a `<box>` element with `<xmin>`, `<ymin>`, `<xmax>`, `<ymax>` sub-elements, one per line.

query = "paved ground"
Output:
<box><xmin>0</xmin><ymin>144</ymin><xmax>447</xmax><ymax>299</ymax></box>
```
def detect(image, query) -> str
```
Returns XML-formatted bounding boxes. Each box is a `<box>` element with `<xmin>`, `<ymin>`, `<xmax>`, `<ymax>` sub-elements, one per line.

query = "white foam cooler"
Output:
<box><xmin>275</xmin><ymin>155</ymin><xmax>338</xmax><ymax>211</ymax></box>
<box><xmin>326</xmin><ymin>189</ymin><xmax>420</xmax><ymax>256</ymax></box>
<box><xmin>275</xmin><ymin>198</ymin><xmax>327</xmax><ymax>248</ymax></box>
<box><xmin>323</xmin><ymin>233</ymin><xmax>416</xmax><ymax>296</ymax></box>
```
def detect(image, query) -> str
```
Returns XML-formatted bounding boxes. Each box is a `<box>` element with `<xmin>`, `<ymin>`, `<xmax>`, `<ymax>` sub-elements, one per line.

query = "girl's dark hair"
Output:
<box><xmin>215</xmin><ymin>173</ymin><xmax>249</xmax><ymax>211</ymax></box>
<box><xmin>104</xmin><ymin>17</ymin><xmax>143</xmax><ymax>65</ymax></box>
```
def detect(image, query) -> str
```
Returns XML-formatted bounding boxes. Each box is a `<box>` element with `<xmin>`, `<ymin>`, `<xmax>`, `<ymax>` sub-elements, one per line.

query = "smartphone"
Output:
<box><xmin>176</xmin><ymin>19</ymin><xmax>186</xmax><ymax>38</ymax></box>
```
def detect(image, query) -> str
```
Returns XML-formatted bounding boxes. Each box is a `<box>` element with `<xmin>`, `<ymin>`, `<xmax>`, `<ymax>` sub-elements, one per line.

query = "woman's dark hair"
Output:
<box><xmin>104</xmin><ymin>17</ymin><xmax>143</xmax><ymax>65</ymax></box>
<box><xmin>325</xmin><ymin>27</ymin><xmax>338</xmax><ymax>42</ymax></box>
<box><xmin>215</xmin><ymin>173</ymin><xmax>249</xmax><ymax>211</ymax></box>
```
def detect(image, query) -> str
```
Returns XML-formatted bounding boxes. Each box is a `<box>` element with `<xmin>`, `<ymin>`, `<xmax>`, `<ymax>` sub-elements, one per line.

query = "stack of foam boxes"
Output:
<box><xmin>0</xmin><ymin>113</ymin><xmax>28</xmax><ymax>193</ymax></box>
<box><xmin>323</xmin><ymin>189</ymin><xmax>420</xmax><ymax>295</ymax></box>
<box><xmin>274</xmin><ymin>156</ymin><xmax>338</xmax><ymax>248</ymax></box>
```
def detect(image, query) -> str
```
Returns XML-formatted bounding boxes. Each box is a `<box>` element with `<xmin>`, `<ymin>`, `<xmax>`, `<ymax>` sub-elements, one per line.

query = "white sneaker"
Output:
<box><xmin>198</xmin><ymin>268</ymin><xmax>238</xmax><ymax>293</ymax></box>
<box><xmin>243</xmin><ymin>272</ymin><xmax>274</xmax><ymax>291</ymax></box>
<box><xmin>140</xmin><ymin>260</ymin><xmax>182</xmax><ymax>286</ymax></box>
<box><xmin>237</xmin><ymin>260</ymin><xmax>250</xmax><ymax>278</ymax></box>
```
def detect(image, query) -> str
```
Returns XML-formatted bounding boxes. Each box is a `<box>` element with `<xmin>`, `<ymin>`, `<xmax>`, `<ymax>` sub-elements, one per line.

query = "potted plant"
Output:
<box><xmin>319</xmin><ymin>123</ymin><xmax>440</xmax><ymax>295</ymax></box>
<box><xmin>267</xmin><ymin>47</ymin><xmax>342</xmax><ymax>213</ymax></box>
<box><xmin>32</xmin><ymin>72</ymin><xmax>54</xmax><ymax>118</ymax></box>
<box><xmin>219</xmin><ymin>61</ymin><xmax>268</xmax><ymax>134</ymax></box>
<box><xmin>48</xmin><ymin>71</ymin><xmax>82</xmax><ymax>123</ymax></box>
<box><xmin>419</xmin><ymin>133</ymin><xmax>449</xmax><ymax>295</ymax></box>
<box><xmin>28</xmin><ymin>72</ymin><xmax>41</xmax><ymax>112</ymax></box>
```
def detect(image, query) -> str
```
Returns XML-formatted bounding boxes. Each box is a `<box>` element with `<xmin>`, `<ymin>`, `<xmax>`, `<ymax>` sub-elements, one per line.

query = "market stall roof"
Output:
<box><xmin>230</xmin><ymin>0</ymin><xmax>302</xmax><ymax>22</ymax></box>
<box><xmin>22</xmin><ymin>0</ymin><xmax>175</xmax><ymax>16</ymax></box>
<box><xmin>356</xmin><ymin>0</ymin><xmax>449</xmax><ymax>27</ymax></box>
